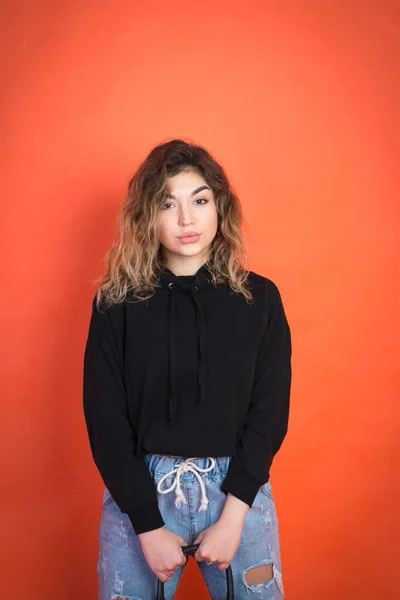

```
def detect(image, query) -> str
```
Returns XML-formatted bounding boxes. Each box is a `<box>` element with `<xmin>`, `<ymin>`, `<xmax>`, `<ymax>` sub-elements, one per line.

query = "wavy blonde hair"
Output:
<box><xmin>92</xmin><ymin>138</ymin><xmax>254</xmax><ymax>309</ymax></box>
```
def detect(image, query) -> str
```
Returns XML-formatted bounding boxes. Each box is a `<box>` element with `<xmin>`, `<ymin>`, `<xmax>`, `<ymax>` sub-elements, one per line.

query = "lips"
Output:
<box><xmin>179</xmin><ymin>232</ymin><xmax>199</xmax><ymax>239</ymax></box>
<box><xmin>178</xmin><ymin>232</ymin><xmax>201</xmax><ymax>244</ymax></box>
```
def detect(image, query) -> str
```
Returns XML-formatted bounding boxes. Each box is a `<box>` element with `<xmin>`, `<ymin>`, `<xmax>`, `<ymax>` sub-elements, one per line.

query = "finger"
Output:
<box><xmin>193</xmin><ymin>535</ymin><xmax>203</xmax><ymax>545</ymax></box>
<box><xmin>193</xmin><ymin>553</ymin><xmax>202</xmax><ymax>562</ymax></box>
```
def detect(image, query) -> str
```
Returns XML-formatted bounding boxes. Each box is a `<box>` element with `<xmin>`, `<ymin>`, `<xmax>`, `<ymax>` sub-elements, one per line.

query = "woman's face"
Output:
<box><xmin>156</xmin><ymin>170</ymin><xmax>219</xmax><ymax>266</ymax></box>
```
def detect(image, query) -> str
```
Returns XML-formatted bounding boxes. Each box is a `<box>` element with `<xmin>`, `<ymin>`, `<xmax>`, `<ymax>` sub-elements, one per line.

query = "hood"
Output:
<box><xmin>158</xmin><ymin>263</ymin><xmax>212</xmax><ymax>428</ymax></box>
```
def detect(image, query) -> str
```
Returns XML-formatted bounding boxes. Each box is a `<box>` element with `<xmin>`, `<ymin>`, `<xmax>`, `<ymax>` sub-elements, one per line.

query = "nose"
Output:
<box><xmin>178</xmin><ymin>208</ymin><xmax>193</xmax><ymax>226</ymax></box>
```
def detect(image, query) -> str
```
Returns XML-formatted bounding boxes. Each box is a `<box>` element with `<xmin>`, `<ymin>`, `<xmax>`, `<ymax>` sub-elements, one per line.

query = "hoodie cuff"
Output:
<box><xmin>127</xmin><ymin>501</ymin><xmax>165</xmax><ymax>535</ymax></box>
<box><xmin>220</xmin><ymin>468</ymin><xmax>263</xmax><ymax>508</ymax></box>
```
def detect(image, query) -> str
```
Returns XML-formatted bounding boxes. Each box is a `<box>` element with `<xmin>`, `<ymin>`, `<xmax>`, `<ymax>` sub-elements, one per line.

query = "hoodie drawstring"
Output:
<box><xmin>160</xmin><ymin>264</ymin><xmax>211</xmax><ymax>428</ymax></box>
<box><xmin>167</xmin><ymin>281</ymin><xmax>208</xmax><ymax>428</ymax></box>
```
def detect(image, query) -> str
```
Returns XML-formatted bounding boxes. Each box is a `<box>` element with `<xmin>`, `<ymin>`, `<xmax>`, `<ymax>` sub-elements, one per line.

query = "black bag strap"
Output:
<box><xmin>156</xmin><ymin>543</ymin><xmax>234</xmax><ymax>599</ymax></box>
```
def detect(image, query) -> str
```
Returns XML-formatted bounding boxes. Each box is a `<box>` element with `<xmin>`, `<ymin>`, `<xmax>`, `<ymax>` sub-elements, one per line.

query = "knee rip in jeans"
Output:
<box><xmin>243</xmin><ymin>561</ymin><xmax>285</xmax><ymax>597</ymax></box>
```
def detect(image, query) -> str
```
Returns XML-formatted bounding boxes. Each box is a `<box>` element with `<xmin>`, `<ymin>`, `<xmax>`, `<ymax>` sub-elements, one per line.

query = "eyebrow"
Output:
<box><xmin>167</xmin><ymin>185</ymin><xmax>211</xmax><ymax>199</ymax></box>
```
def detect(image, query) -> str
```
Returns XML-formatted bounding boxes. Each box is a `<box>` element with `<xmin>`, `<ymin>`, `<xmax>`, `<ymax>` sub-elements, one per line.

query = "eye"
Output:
<box><xmin>161</xmin><ymin>202</ymin><xmax>173</xmax><ymax>210</ymax></box>
<box><xmin>161</xmin><ymin>198</ymin><xmax>209</xmax><ymax>210</ymax></box>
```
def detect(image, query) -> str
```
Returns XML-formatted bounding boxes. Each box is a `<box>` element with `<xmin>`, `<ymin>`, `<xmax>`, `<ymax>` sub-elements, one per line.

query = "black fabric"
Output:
<box><xmin>83</xmin><ymin>263</ymin><xmax>292</xmax><ymax>534</ymax></box>
<box><xmin>160</xmin><ymin>266</ymin><xmax>209</xmax><ymax>428</ymax></box>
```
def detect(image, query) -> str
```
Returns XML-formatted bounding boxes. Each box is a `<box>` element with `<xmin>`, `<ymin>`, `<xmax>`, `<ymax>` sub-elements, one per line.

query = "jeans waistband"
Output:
<box><xmin>144</xmin><ymin>454</ymin><xmax>231</xmax><ymax>513</ymax></box>
<box><xmin>144</xmin><ymin>453</ymin><xmax>231</xmax><ymax>479</ymax></box>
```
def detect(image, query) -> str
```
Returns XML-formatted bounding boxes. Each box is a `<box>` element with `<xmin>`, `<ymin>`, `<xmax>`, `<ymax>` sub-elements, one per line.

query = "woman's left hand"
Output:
<box><xmin>192</xmin><ymin>517</ymin><xmax>244</xmax><ymax>571</ymax></box>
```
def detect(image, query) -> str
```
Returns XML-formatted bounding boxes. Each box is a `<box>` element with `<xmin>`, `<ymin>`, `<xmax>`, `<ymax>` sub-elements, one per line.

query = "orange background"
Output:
<box><xmin>1</xmin><ymin>1</ymin><xmax>398</xmax><ymax>598</ymax></box>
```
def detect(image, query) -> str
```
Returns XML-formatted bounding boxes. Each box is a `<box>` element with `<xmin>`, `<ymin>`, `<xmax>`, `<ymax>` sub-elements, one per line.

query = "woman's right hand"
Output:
<box><xmin>138</xmin><ymin>527</ymin><xmax>188</xmax><ymax>583</ymax></box>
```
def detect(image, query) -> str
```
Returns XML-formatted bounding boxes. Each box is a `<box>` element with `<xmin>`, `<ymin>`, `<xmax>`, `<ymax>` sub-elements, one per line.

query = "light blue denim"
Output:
<box><xmin>97</xmin><ymin>454</ymin><xmax>285</xmax><ymax>599</ymax></box>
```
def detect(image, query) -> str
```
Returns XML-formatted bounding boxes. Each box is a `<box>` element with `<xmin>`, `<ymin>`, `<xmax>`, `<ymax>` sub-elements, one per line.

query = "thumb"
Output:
<box><xmin>193</xmin><ymin>531</ymin><xmax>204</xmax><ymax>546</ymax></box>
<box><xmin>193</xmin><ymin>531</ymin><xmax>205</xmax><ymax>560</ymax></box>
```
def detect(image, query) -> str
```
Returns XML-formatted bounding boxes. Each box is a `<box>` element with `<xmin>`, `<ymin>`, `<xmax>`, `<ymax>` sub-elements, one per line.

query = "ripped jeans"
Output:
<box><xmin>97</xmin><ymin>454</ymin><xmax>285</xmax><ymax>600</ymax></box>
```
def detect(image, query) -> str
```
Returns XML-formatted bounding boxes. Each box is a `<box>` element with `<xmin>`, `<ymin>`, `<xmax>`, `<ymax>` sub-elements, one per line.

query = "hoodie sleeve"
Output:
<box><xmin>220</xmin><ymin>279</ymin><xmax>292</xmax><ymax>507</ymax></box>
<box><xmin>83</xmin><ymin>294</ymin><xmax>165</xmax><ymax>535</ymax></box>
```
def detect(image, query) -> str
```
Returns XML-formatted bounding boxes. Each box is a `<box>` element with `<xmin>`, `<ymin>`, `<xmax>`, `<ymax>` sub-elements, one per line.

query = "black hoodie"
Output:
<box><xmin>83</xmin><ymin>263</ymin><xmax>292</xmax><ymax>534</ymax></box>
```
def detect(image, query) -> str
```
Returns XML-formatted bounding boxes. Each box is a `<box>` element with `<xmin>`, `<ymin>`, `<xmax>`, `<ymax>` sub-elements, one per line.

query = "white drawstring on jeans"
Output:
<box><xmin>156</xmin><ymin>457</ymin><xmax>216</xmax><ymax>512</ymax></box>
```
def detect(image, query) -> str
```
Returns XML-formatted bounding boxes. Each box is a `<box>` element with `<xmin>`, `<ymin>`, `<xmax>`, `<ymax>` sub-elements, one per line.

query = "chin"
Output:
<box><xmin>177</xmin><ymin>247</ymin><xmax>203</xmax><ymax>256</ymax></box>
<box><xmin>169</xmin><ymin>243</ymin><xmax>206</xmax><ymax>257</ymax></box>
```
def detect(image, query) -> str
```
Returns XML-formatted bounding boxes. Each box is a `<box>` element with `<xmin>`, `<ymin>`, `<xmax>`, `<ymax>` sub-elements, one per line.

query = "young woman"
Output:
<box><xmin>83</xmin><ymin>138</ymin><xmax>292</xmax><ymax>599</ymax></box>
